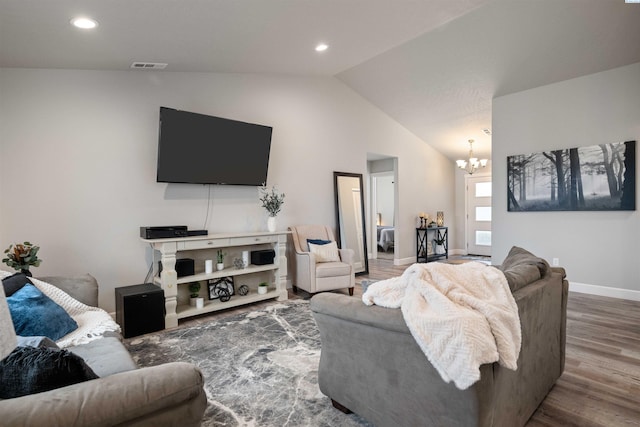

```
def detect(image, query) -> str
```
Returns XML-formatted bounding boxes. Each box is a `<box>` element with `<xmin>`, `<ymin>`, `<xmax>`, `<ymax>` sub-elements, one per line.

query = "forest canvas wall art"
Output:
<box><xmin>507</xmin><ymin>140</ymin><xmax>635</xmax><ymax>212</ymax></box>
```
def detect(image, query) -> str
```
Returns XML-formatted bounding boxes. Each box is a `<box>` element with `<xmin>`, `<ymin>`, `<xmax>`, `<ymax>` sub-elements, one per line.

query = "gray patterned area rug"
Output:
<box><xmin>125</xmin><ymin>299</ymin><xmax>371</xmax><ymax>427</ymax></box>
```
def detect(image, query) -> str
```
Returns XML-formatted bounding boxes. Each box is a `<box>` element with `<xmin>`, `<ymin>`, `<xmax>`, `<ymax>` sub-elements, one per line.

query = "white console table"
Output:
<box><xmin>141</xmin><ymin>231</ymin><xmax>288</xmax><ymax>328</ymax></box>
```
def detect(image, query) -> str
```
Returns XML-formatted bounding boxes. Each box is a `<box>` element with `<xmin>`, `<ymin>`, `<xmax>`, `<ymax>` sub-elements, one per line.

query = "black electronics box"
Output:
<box><xmin>187</xmin><ymin>230</ymin><xmax>208</xmax><ymax>237</ymax></box>
<box><xmin>115</xmin><ymin>283</ymin><xmax>165</xmax><ymax>338</ymax></box>
<box><xmin>158</xmin><ymin>258</ymin><xmax>194</xmax><ymax>277</ymax></box>
<box><xmin>140</xmin><ymin>225</ymin><xmax>188</xmax><ymax>239</ymax></box>
<box><xmin>251</xmin><ymin>249</ymin><xmax>276</xmax><ymax>265</ymax></box>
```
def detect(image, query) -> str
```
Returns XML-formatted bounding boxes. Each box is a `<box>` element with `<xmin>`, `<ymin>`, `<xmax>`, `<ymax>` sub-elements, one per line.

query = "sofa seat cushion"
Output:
<box><xmin>0</xmin><ymin>346</ymin><xmax>98</xmax><ymax>398</ymax></box>
<box><xmin>316</xmin><ymin>261</ymin><xmax>351</xmax><ymax>278</ymax></box>
<box><xmin>499</xmin><ymin>246</ymin><xmax>551</xmax><ymax>292</ymax></box>
<box><xmin>67</xmin><ymin>336</ymin><xmax>137</xmax><ymax>377</ymax></box>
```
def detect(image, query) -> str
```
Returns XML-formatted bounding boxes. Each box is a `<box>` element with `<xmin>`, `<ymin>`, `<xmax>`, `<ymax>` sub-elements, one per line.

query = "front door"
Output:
<box><xmin>466</xmin><ymin>175</ymin><xmax>492</xmax><ymax>256</ymax></box>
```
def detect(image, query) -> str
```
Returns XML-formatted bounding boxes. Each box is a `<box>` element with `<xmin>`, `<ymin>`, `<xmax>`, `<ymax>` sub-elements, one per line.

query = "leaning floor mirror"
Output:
<box><xmin>334</xmin><ymin>172</ymin><xmax>369</xmax><ymax>275</ymax></box>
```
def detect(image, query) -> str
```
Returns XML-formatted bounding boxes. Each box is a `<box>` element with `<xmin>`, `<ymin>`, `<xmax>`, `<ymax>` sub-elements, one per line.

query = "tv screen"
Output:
<box><xmin>156</xmin><ymin>107</ymin><xmax>272</xmax><ymax>185</ymax></box>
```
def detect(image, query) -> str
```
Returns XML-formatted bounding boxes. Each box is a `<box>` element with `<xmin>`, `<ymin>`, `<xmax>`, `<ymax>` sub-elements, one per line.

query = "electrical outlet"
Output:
<box><xmin>552</xmin><ymin>258</ymin><xmax>559</xmax><ymax>266</ymax></box>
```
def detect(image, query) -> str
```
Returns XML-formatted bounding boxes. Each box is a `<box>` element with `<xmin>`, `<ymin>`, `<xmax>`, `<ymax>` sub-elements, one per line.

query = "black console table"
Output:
<box><xmin>416</xmin><ymin>227</ymin><xmax>448</xmax><ymax>263</ymax></box>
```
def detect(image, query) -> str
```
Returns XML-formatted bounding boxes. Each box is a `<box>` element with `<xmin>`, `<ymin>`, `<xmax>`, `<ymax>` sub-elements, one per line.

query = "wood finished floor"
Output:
<box><xmin>177</xmin><ymin>258</ymin><xmax>640</xmax><ymax>426</ymax></box>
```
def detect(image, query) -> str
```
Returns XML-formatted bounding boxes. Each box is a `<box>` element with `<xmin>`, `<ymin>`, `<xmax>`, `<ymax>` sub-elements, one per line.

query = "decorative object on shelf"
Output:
<box><xmin>258</xmin><ymin>282</ymin><xmax>268</xmax><ymax>295</ymax></box>
<box><xmin>238</xmin><ymin>284</ymin><xmax>249</xmax><ymax>296</ymax></box>
<box><xmin>205</xmin><ymin>259</ymin><xmax>213</xmax><ymax>274</ymax></box>
<box><xmin>2</xmin><ymin>242</ymin><xmax>42</xmax><ymax>276</ymax></box>
<box><xmin>433</xmin><ymin>235</ymin><xmax>446</xmax><ymax>255</ymax></box>
<box><xmin>259</xmin><ymin>184</ymin><xmax>285</xmax><ymax>232</ymax></box>
<box><xmin>428</xmin><ymin>221</ymin><xmax>436</xmax><ymax>228</ymax></box>
<box><xmin>217</xmin><ymin>288</ymin><xmax>231</xmax><ymax>302</ymax></box>
<box><xmin>456</xmin><ymin>139</ymin><xmax>488</xmax><ymax>175</ymax></box>
<box><xmin>418</xmin><ymin>212</ymin><xmax>427</xmax><ymax>228</ymax></box>
<box><xmin>216</xmin><ymin>250</ymin><xmax>225</xmax><ymax>271</ymax></box>
<box><xmin>208</xmin><ymin>277</ymin><xmax>234</xmax><ymax>301</ymax></box>
<box><xmin>188</xmin><ymin>282</ymin><xmax>201</xmax><ymax>307</ymax></box>
<box><xmin>233</xmin><ymin>258</ymin><xmax>248</xmax><ymax>269</ymax></box>
<box><xmin>196</xmin><ymin>298</ymin><xmax>204</xmax><ymax>308</ymax></box>
<box><xmin>436</xmin><ymin>211</ymin><xmax>444</xmax><ymax>227</ymax></box>
<box><xmin>242</xmin><ymin>250</ymin><xmax>250</xmax><ymax>267</ymax></box>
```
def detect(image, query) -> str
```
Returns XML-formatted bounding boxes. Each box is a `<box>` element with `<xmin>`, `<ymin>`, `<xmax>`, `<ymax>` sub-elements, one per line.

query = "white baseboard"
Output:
<box><xmin>569</xmin><ymin>281</ymin><xmax>640</xmax><ymax>301</ymax></box>
<box><xmin>396</xmin><ymin>256</ymin><xmax>414</xmax><ymax>266</ymax></box>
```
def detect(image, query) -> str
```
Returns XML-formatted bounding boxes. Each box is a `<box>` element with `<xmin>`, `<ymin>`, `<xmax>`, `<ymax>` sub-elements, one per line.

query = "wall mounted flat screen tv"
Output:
<box><xmin>157</xmin><ymin>107</ymin><xmax>272</xmax><ymax>185</ymax></box>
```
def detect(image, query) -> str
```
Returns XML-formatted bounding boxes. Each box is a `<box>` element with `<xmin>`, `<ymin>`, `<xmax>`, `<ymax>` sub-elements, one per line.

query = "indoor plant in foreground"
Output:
<box><xmin>259</xmin><ymin>184</ymin><xmax>285</xmax><ymax>232</ymax></box>
<box><xmin>2</xmin><ymin>241</ymin><xmax>42</xmax><ymax>276</ymax></box>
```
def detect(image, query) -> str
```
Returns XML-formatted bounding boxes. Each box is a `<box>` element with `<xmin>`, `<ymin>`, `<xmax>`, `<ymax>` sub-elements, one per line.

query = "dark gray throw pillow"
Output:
<box><xmin>499</xmin><ymin>246</ymin><xmax>551</xmax><ymax>292</ymax></box>
<box><xmin>0</xmin><ymin>346</ymin><xmax>98</xmax><ymax>398</ymax></box>
<box><xmin>2</xmin><ymin>272</ymin><xmax>33</xmax><ymax>297</ymax></box>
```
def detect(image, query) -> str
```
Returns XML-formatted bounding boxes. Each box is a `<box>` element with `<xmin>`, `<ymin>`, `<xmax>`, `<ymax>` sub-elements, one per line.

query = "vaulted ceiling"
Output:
<box><xmin>1</xmin><ymin>0</ymin><xmax>639</xmax><ymax>161</ymax></box>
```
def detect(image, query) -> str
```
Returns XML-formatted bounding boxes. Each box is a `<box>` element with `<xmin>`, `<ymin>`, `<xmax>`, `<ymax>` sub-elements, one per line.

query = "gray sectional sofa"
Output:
<box><xmin>0</xmin><ymin>274</ymin><xmax>206</xmax><ymax>427</ymax></box>
<box><xmin>311</xmin><ymin>252</ymin><xmax>568</xmax><ymax>427</ymax></box>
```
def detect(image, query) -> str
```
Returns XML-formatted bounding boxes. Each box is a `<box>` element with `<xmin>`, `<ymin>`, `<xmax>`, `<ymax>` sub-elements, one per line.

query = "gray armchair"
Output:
<box><xmin>288</xmin><ymin>225</ymin><xmax>355</xmax><ymax>296</ymax></box>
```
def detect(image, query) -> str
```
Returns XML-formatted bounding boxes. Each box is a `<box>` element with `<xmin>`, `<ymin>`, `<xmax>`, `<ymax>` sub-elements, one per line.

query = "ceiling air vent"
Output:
<box><xmin>130</xmin><ymin>62</ymin><xmax>167</xmax><ymax>70</ymax></box>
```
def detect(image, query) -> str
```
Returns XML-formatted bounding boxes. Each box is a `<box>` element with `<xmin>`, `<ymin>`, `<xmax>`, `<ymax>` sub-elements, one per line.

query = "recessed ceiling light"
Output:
<box><xmin>71</xmin><ymin>17</ymin><xmax>98</xmax><ymax>29</ymax></box>
<box><xmin>315</xmin><ymin>43</ymin><xmax>329</xmax><ymax>52</ymax></box>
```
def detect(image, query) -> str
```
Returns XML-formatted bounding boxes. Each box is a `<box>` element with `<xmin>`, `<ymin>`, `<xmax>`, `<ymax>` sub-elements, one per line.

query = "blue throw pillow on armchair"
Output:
<box><xmin>7</xmin><ymin>284</ymin><xmax>78</xmax><ymax>341</ymax></box>
<box><xmin>307</xmin><ymin>238</ymin><xmax>332</xmax><ymax>246</ymax></box>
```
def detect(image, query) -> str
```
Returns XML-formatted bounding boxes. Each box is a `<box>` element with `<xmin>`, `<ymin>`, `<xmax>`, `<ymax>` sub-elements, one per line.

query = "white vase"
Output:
<box><xmin>217</xmin><ymin>263</ymin><xmax>224</xmax><ymax>271</ymax></box>
<box><xmin>267</xmin><ymin>216</ymin><xmax>277</xmax><ymax>232</ymax></box>
<box><xmin>195</xmin><ymin>297</ymin><xmax>204</xmax><ymax>309</ymax></box>
<box><xmin>258</xmin><ymin>285</ymin><xmax>268</xmax><ymax>295</ymax></box>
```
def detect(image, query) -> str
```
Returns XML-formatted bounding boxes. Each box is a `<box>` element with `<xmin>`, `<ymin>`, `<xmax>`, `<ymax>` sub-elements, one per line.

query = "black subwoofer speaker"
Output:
<box><xmin>115</xmin><ymin>283</ymin><xmax>165</xmax><ymax>338</ymax></box>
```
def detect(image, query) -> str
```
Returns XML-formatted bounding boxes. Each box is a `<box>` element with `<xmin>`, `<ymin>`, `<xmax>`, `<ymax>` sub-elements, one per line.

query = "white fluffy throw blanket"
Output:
<box><xmin>1</xmin><ymin>270</ymin><xmax>120</xmax><ymax>348</ymax></box>
<box><xmin>362</xmin><ymin>262</ymin><xmax>521</xmax><ymax>390</ymax></box>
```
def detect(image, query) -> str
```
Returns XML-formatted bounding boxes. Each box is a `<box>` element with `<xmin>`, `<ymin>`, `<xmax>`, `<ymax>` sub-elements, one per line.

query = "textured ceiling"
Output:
<box><xmin>338</xmin><ymin>0</ymin><xmax>640</xmax><ymax>160</ymax></box>
<box><xmin>1</xmin><ymin>0</ymin><xmax>639</xmax><ymax>161</ymax></box>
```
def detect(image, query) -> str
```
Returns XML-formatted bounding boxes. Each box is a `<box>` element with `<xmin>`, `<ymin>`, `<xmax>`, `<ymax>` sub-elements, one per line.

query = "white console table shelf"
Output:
<box><xmin>142</xmin><ymin>231</ymin><xmax>289</xmax><ymax>328</ymax></box>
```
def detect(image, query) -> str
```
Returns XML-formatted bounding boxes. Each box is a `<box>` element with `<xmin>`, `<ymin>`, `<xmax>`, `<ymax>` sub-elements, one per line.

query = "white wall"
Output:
<box><xmin>0</xmin><ymin>68</ymin><xmax>454</xmax><ymax>311</ymax></box>
<box><xmin>493</xmin><ymin>62</ymin><xmax>640</xmax><ymax>299</ymax></box>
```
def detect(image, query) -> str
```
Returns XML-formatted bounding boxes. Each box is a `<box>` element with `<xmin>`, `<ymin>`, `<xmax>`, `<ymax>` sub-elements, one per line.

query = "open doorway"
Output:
<box><xmin>372</xmin><ymin>173</ymin><xmax>395</xmax><ymax>259</ymax></box>
<box><xmin>368</xmin><ymin>155</ymin><xmax>398</xmax><ymax>263</ymax></box>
